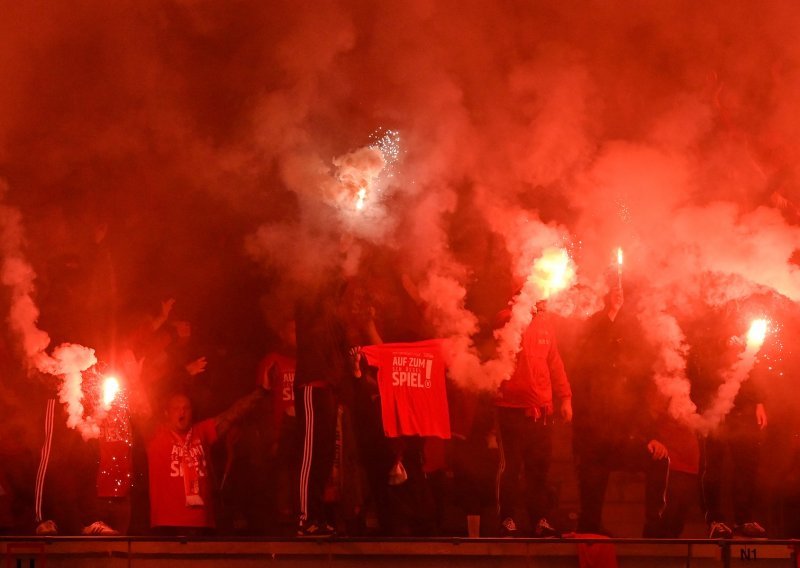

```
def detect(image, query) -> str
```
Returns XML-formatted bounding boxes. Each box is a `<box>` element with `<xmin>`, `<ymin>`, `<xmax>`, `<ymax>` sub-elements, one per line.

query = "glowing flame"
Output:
<box><xmin>532</xmin><ymin>248</ymin><xmax>575</xmax><ymax>298</ymax></box>
<box><xmin>355</xmin><ymin>187</ymin><xmax>367</xmax><ymax>211</ymax></box>
<box><xmin>102</xmin><ymin>376</ymin><xmax>120</xmax><ymax>408</ymax></box>
<box><xmin>746</xmin><ymin>319</ymin><xmax>768</xmax><ymax>349</ymax></box>
<box><xmin>617</xmin><ymin>247</ymin><xmax>623</xmax><ymax>267</ymax></box>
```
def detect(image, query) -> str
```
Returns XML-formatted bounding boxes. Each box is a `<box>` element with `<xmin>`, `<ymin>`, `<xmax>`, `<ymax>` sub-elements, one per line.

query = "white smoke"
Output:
<box><xmin>697</xmin><ymin>335</ymin><xmax>763</xmax><ymax>434</ymax></box>
<box><xmin>247</xmin><ymin>142</ymin><xmax>391</xmax><ymax>287</ymax></box>
<box><xmin>0</xmin><ymin>183</ymin><xmax>100</xmax><ymax>439</ymax></box>
<box><xmin>637</xmin><ymin>292</ymin><xmax>698</xmax><ymax>429</ymax></box>
<box><xmin>47</xmin><ymin>343</ymin><xmax>101</xmax><ymax>439</ymax></box>
<box><xmin>417</xmin><ymin>271</ymin><xmax>483</xmax><ymax>387</ymax></box>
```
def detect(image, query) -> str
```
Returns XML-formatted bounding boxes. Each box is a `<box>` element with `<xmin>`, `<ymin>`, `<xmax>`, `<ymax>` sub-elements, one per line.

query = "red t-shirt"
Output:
<box><xmin>147</xmin><ymin>419</ymin><xmax>218</xmax><ymax>528</ymax></box>
<box><xmin>361</xmin><ymin>339</ymin><xmax>450</xmax><ymax>439</ymax></box>
<box><xmin>257</xmin><ymin>352</ymin><xmax>296</xmax><ymax>430</ymax></box>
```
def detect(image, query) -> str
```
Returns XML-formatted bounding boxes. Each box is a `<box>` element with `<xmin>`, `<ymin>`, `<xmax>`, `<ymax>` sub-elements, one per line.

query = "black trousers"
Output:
<box><xmin>351</xmin><ymin>375</ymin><xmax>393</xmax><ymax>535</ymax></box>
<box><xmin>701</xmin><ymin>410</ymin><xmax>761</xmax><ymax>526</ymax></box>
<box><xmin>576</xmin><ymin>435</ymin><xmax>669</xmax><ymax>536</ymax></box>
<box><xmin>495</xmin><ymin>407</ymin><xmax>552</xmax><ymax>526</ymax></box>
<box><xmin>658</xmin><ymin>470</ymin><xmax>700</xmax><ymax>537</ymax></box>
<box><xmin>34</xmin><ymin>398</ymin><xmax>103</xmax><ymax>533</ymax></box>
<box><xmin>295</xmin><ymin>385</ymin><xmax>337</xmax><ymax>526</ymax></box>
<box><xmin>275</xmin><ymin>415</ymin><xmax>301</xmax><ymax>523</ymax></box>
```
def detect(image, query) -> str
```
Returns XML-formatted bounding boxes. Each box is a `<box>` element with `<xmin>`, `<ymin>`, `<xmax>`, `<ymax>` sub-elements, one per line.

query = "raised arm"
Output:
<box><xmin>213</xmin><ymin>386</ymin><xmax>267</xmax><ymax>438</ymax></box>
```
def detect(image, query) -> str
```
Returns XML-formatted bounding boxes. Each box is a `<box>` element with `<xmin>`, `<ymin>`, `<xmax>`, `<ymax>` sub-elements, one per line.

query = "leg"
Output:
<box><xmin>276</xmin><ymin>416</ymin><xmax>301</xmax><ymax>526</ymax></box>
<box><xmin>34</xmin><ymin>399</ymin><xmax>56</xmax><ymax>530</ymax></box>
<box><xmin>297</xmin><ymin>385</ymin><xmax>337</xmax><ymax>529</ymax></box>
<box><xmin>496</xmin><ymin>408</ymin><xmax>524</xmax><ymax>529</ymax></box>
<box><xmin>701</xmin><ymin>433</ymin><xmax>726</xmax><ymax>525</ymax></box>
<box><xmin>618</xmin><ymin>438</ymin><xmax>669</xmax><ymax>536</ymax></box>
<box><xmin>576</xmin><ymin>440</ymin><xmax>610</xmax><ymax>534</ymax></box>
<box><xmin>657</xmin><ymin>471</ymin><xmax>699</xmax><ymax>537</ymax></box>
<box><xmin>642</xmin><ymin>452</ymin><xmax>670</xmax><ymax>536</ymax></box>
<box><xmin>727</xmin><ymin>414</ymin><xmax>761</xmax><ymax>527</ymax></box>
<box><xmin>521</xmin><ymin>417</ymin><xmax>552</xmax><ymax>526</ymax></box>
<box><xmin>352</xmin><ymin>377</ymin><xmax>393</xmax><ymax>535</ymax></box>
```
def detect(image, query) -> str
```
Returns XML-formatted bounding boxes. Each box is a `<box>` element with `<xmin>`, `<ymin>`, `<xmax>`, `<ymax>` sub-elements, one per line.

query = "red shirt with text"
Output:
<box><xmin>361</xmin><ymin>339</ymin><xmax>450</xmax><ymax>439</ymax></box>
<box><xmin>147</xmin><ymin>419</ymin><xmax>218</xmax><ymax>528</ymax></box>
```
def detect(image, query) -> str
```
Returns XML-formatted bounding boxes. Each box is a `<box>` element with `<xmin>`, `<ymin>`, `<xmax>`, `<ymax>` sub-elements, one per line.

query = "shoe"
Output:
<box><xmin>735</xmin><ymin>522</ymin><xmax>766</xmax><ymax>538</ymax></box>
<box><xmin>35</xmin><ymin>520</ymin><xmax>58</xmax><ymax>536</ymax></box>
<box><xmin>82</xmin><ymin>521</ymin><xmax>119</xmax><ymax>536</ymax></box>
<box><xmin>708</xmin><ymin>521</ymin><xmax>733</xmax><ymax>539</ymax></box>
<box><xmin>297</xmin><ymin>521</ymin><xmax>335</xmax><ymax>537</ymax></box>
<box><xmin>533</xmin><ymin>518</ymin><xmax>561</xmax><ymax>538</ymax></box>
<box><xmin>388</xmin><ymin>461</ymin><xmax>408</xmax><ymax>486</ymax></box>
<box><xmin>500</xmin><ymin>517</ymin><xmax>519</xmax><ymax>537</ymax></box>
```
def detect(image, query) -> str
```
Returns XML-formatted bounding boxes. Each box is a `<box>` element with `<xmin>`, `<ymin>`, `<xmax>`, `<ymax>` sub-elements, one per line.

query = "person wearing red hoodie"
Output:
<box><xmin>494</xmin><ymin>300</ymin><xmax>573</xmax><ymax>537</ymax></box>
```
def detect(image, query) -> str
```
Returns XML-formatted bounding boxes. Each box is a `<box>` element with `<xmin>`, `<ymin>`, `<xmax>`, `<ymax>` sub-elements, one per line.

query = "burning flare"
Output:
<box><xmin>355</xmin><ymin>187</ymin><xmax>367</xmax><ymax>211</ymax></box>
<box><xmin>532</xmin><ymin>247</ymin><xmax>575</xmax><ymax>299</ymax></box>
<box><xmin>332</xmin><ymin>146</ymin><xmax>386</xmax><ymax>215</ymax></box>
<box><xmin>746</xmin><ymin>318</ymin><xmax>768</xmax><ymax>349</ymax></box>
<box><xmin>102</xmin><ymin>376</ymin><xmax>121</xmax><ymax>408</ymax></box>
<box><xmin>487</xmin><ymin>246</ymin><xmax>578</xmax><ymax>386</ymax></box>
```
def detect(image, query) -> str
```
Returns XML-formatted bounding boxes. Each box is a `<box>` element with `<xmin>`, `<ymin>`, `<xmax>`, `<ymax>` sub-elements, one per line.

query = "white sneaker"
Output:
<box><xmin>388</xmin><ymin>461</ymin><xmax>408</xmax><ymax>486</ymax></box>
<box><xmin>708</xmin><ymin>521</ymin><xmax>733</xmax><ymax>539</ymax></box>
<box><xmin>35</xmin><ymin>520</ymin><xmax>58</xmax><ymax>535</ymax></box>
<box><xmin>501</xmin><ymin>517</ymin><xmax>519</xmax><ymax>536</ymax></box>
<box><xmin>82</xmin><ymin>521</ymin><xmax>119</xmax><ymax>536</ymax></box>
<box><xmin>533</xmin><ymin>518</ymin><xmax>561</xmax><ymax>538</ymax></box>
<box><xmin>735</xmin><ymin>522</ymin><xmax>766</xmax><ymax>538</ymax></box>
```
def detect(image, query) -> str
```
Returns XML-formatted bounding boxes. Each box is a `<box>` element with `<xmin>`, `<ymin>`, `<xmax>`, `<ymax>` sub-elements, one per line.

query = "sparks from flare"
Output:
<box><xmin>369</xmin><ymin>128</ymin><xmax>401</xmax><ymax>167</ymax></box>
<box><xmin>351</xmin><ymin>128</ymin><xmax>401</xmax><ymax>212</ymax></box>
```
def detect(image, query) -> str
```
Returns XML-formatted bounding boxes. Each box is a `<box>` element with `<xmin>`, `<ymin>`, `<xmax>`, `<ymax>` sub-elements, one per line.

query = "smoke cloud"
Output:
<box><xmin>0</xmin><ymin>184</ymin><xmax>101</xmax><ymax>438</ymax></box>
<box><xmin>0</xmin><ymin>1</ymin><xmax>798</xmax><ymax>434</ymax></box>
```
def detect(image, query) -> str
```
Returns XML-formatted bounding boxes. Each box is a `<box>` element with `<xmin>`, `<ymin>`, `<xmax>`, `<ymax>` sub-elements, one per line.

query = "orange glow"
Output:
<box><xmin>355</xmin><ymin>187</ymin><xmax>367</xmax><ymax>211</ymax></box>
<box><xmin>746</xmin><ymin>319</ymin><xmax>768</xmax><ymax>349</ymax></box>
<box><xmin>617</xmin><ymin>247</ymin><xmax>623</xmax><ymax>267</ymax></box>
<box><xmin>532</xmin><ymin>248</ymin><xmax>575</xmax><ymax>298</ymax></box>
<box><xmin>102</xmin><ymin>376</ymin><xmax>120</xmax><ymax>408</ymax></box>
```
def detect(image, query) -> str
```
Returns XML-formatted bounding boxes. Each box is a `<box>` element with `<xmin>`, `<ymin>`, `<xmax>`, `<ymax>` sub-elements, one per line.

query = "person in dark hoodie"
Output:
<box><xmin>686</xmin><ymin>303</ymin><xmax>768</xmax><ymax>539</ymax></box>
<box><xmin>293</xmin><ymin>260</ymin><xmax>382</xmax><ymax>537</ymax></box>
<box><xmin>571</xmin><ymin>283</ymin><xmax>669</xmax><ymax>537</ymax></box>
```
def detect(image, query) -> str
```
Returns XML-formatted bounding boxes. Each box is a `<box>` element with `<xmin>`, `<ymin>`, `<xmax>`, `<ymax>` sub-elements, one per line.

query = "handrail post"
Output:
<box><xmin>720</xmin><ymin>540</ymin><xmax>730</xmax><ymax>568</ymax></box>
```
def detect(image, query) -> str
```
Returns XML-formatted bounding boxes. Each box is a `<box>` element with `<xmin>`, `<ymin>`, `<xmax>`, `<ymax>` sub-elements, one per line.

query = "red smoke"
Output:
<box><xmin>0</xmin><ymin>1</ymin><xmax>797</xmax><ymax>431</ymax></box>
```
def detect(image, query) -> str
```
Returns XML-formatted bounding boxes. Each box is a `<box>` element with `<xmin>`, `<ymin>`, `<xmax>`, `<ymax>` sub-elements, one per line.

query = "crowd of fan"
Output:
<box><xmin>0</xmin><ymin>270</ymin><xmax>798</xmax><ymax>540</ymax></box>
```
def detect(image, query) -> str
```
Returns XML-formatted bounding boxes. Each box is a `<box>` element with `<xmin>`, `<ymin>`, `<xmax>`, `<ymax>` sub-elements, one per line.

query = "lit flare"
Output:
<box><xmin>532</xmin><ymin>248</ymin><xmax>575</xmax><ymax>299</ymax></box>
<box><xmin>746</xmin><ymin>319</ymin><xmax>768</xmax><ymax>349</ymax></box>
<box><xmin>102</xmin><ymin>376</ymin><xmax>120</xmax><ymax>408</ymax></box>
<box><xmin>355</xmin><ymin>187</ymin><xmax>367</xmax><ymax>211</ymax></box>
